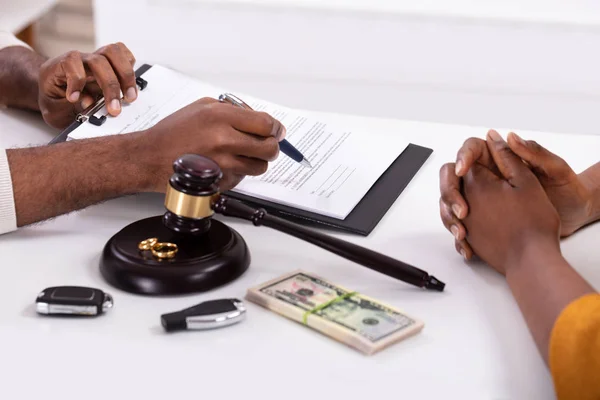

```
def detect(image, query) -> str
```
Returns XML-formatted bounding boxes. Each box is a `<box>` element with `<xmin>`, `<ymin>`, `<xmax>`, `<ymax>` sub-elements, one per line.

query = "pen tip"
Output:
<box><xmin>300</xmin><ymin>159</ymin><xmax>313</xmax><ymax>168</ymax></box>
<box><xmin>425</xmin><ymin>276</ymin><xmax>445</xmax><ymax>291</ymax></box>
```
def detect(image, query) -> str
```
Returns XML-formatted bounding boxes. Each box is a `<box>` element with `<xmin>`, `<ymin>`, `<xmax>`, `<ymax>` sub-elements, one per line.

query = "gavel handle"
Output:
<box><xmin>212</xmin><ymin>195</ymin><xmax>445</xmax><ymax>291</ymax></box>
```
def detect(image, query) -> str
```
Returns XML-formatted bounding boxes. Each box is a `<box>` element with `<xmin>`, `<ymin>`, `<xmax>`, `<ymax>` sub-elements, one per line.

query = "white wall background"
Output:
<box><xmin>4</xmin><ymin>1</ymin><xmax>600</xmax><ymax>136</ymax></box>
<box><xmin>36</xmin><ymin>0</ymin><xmax>95</xmax><ymax>55</ymax></box>
<box><xmin>91</xmin><ymin>0</ymin><xmax>600</xmax><ymax>137</ymax></box>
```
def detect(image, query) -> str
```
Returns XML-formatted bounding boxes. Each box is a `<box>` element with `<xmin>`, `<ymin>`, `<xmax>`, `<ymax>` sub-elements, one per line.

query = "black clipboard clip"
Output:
<box><xmin>75</xmin><ymin>76</ymin><xmax>149</xmax><ymax>127</ymax></box>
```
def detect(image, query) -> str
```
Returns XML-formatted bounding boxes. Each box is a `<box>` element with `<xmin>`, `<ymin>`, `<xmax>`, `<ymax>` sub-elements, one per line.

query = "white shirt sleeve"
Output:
<box><xmin>0</xmin><ymin>30</ymin><xmax>27</xmax><ymax>234</ymax></box>
<box><xmin>0</xmin><ymin>151</ymin><xmax>16</xmax><ymax>234</ymax></box>
<box><xmin>0</xmin><ymin>30</ymin><xmax>30</xmax><ymax>50</ymax></box>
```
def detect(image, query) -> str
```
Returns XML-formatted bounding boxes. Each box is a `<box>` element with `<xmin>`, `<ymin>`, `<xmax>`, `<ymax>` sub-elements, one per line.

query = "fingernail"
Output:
<box><xmin>450</xmin><ymin>225</ymin><xmax>460</xmax><ymax>240</ymax></box>
<box><xmin>110</xmin><ymin>99</ymin><xmax>121</xmax><ymax>113</ymax></box>
<box><xmin>279</xmin><ymin>126</ymin><xmax>287</xmax><ymax>141</ymax></box>
<box><xmin>452</xmin><ymin>204</ymin><xmax>463</xmax><ymax>218</ymax></box>
<box><xmin>487</xmin><ymin>130</ymin><xmax>503</xmax><ymax>142</ymax></box>
<box><xmin>81</xmin><ymin>97</ymin><xmax>94</xmax><ymax>109</ymax></box>
<box><xmin>126</xmin><ymin>87</ymin><xmax>137</xmax><ymax>102</ymax></box>
<box><xmin>460</xmin><ymin>249</ymin><xmax>467</xmax><ymax>259</ymax></box>
<box><xmin>512</xmin><ymin>132</ymin><xmax>526</xmax><ymax>146</ymax></box>
<box><xmin>69</xmin><ymin>91</ymin><xmax>80</xmax><ymax>102</ymax></box>
<box><xmin>455</xmin><ymin>160</ymin><xmax>464</xmax><ymax>175</ymax></box>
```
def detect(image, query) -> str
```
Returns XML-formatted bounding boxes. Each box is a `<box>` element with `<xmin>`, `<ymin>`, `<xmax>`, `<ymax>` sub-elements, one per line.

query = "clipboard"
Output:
<box><xmin>227</xmin><ymin>144</ymin><xmax>432</xmax><ymax>236</ymax></box>
<box><xmin>48</xmin><ymin>64</ymin><xmax>433</xmax><ymax>236</ymax></box>
<box><xmin>48</xmin><ymin>64</ymin><xmax>153</xmax><ymax>145</ymax></box>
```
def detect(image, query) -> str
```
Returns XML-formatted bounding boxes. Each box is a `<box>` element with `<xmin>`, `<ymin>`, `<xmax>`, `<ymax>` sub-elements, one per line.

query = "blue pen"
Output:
<box><xmin>218</xmin><ymin>93</ymin><xmax>312</xmax><ymax>168</ymax></box>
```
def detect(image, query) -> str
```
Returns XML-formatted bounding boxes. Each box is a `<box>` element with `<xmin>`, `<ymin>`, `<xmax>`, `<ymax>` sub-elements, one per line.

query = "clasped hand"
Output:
<box><xmin>439</xmin><ymin>129</ymin><xmax>595</xmax><ymax>273</ymax></box>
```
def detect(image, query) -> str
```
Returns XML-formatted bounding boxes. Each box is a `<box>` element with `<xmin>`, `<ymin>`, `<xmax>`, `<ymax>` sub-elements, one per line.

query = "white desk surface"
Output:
<box><xmin>1</xmin><ymin>107</ymin><xmax>599</xmax><ymax>400</ymax></box>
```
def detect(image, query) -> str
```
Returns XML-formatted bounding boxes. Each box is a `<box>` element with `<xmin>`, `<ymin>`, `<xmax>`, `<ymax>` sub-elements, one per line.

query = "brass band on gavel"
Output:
<box><xmin>163</xmin><ymin>184</ymin><xmax>218</xmax><ymax>219</ymax></box>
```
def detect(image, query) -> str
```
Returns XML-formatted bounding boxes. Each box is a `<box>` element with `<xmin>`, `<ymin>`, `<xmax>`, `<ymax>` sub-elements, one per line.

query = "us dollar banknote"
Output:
<box><xmin>246</xmin><ymin>270</ymin><xmax>424</xmax><ymax>355</ymax></box>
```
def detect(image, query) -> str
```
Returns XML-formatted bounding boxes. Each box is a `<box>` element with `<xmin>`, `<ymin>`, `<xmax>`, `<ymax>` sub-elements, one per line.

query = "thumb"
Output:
<box><xmin>506</xmin><ymin>132</ymin><xmax>573</xmax><ymax>184</ymax></box>
<box><xmin>485</xmin><ymin>129</ymin><xmax>535</xmax><ymax>187</ymax></box>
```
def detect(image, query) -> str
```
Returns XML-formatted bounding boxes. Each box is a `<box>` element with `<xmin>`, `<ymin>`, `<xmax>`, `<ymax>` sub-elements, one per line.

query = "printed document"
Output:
<box><xmin>69</xmin><ymin>65</ymin><xmax>409</xmax><ymax>219</ymax></box>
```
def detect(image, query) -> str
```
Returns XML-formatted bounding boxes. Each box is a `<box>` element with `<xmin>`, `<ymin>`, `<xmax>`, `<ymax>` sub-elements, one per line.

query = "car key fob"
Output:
<box><xmin>161</xmin><ymin>298</ymin><xmax>246</xmax><ymax>332</ymax></box>
<box><xmin>36</xmin><ymin>286</ymin><xmax>113</xmax><ymax>316</ymax></box>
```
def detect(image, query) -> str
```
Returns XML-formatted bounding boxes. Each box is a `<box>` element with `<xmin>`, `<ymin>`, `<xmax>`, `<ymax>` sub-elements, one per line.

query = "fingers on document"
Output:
<box><xmin>61</xmin><ymin>51</ymin><xmax>87</xmax><ymax>103</ymax></box>
<box><xmin>230</xmin><ymin>156</ymin><xmax>270</xmax><ymax>177</ymax></box>
<box><xmin>190</xmin><ymin>101</ymin><xmax>281</xmax><ymax>162</ymax></box>
<box><xmin>80</xmin><ymin>42</ymin><xmax>138</xmax><ymax>116</ymax></box>
<box><xmin>196</xmin><ymin>97</ymin><xmax>219</xmax><ymax>106</ymax></box>
<box><xmin>97</xmin><ymin>42</ymin><xmax>138</xmax><ymax>103</ymax></box>
<box><xmin>221</xmin><ymin>105</ymin><xmax>287</xmax><ymax>141</ymax></box>
<box><xmin>229</xmin><ymin>132</ymin><xmax>280</xmax><ymax>163</ymax></box>
<box><xmin>214</xmin><ymin>150</ymin><xmax>270</xmax><ymax>179</ymax></box>
<box><xmin>202</xmin><ymin>103</ymin><xmax>281</xmax><ymax>161</ymax></box>
<box><xmin>83</xmin><ymin>53</ymin><xmax>122</xmax><ymax>116</ymax></box>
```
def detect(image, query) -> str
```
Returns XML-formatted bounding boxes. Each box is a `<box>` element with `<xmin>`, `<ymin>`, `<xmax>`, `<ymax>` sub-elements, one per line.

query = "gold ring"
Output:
<box><xmin>138</xmin><ymin>237</ymin><xmax>158</xmax><ymax>251</ymax></box>
<box><xmin>151</xmin><ymin>242</ymin><xmax>178</xmax><ymax>260</ymax></box>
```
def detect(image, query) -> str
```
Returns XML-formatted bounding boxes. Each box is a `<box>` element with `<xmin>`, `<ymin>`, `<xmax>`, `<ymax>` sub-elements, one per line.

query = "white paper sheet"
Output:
<box><xmin>69</xmin><ymin>65</ymin><xmax>409</xmax><ymax>219</ymax></box>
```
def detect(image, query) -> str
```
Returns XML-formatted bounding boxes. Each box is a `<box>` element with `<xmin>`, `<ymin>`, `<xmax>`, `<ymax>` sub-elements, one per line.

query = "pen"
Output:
<box><xmin>218</xmin><ymin>93</ymin><xmax>312</xmax><ymax>168</ymax></box>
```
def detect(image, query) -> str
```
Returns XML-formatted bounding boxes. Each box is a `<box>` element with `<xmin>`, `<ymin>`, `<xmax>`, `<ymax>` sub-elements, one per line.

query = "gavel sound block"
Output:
<box><xmin>100</xmin><ymin>155</ymin><xmax>250</xmax><ymax>295</ymax></box>
<box><xmin>100</xmin><ymin>154</ymin><xmax>445</xmax><ymax>295</ymax></box>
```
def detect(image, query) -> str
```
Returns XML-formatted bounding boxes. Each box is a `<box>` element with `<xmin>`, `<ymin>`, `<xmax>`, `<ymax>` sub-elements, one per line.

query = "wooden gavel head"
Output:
<box><xmin>162</xmin><ymin>154</ymin><xmax>223</xmax><ymax>235</ymax></box>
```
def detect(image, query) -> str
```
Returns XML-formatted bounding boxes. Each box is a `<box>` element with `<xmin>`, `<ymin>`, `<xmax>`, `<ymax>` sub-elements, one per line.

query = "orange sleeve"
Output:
<box><xmin>549</xmin><ymin>293</ymin><xmax>600</xmax><ymax>400</ymax></box>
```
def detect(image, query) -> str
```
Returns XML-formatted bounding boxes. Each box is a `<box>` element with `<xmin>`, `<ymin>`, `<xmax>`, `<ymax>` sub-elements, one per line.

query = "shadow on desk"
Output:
<box><xmin>0</xmin><ymin>227</ymin><xmax>75</xmax><ymax>242</ymax></box>
<box><xmin>377</xmin><ymin>231</ymin><xmax>551</xmax><ymax>375</ymax></box>
<box><xmin>75</xmin><ymin>193</ymin><xmax>165</xmax><ymax>220</ymax></box>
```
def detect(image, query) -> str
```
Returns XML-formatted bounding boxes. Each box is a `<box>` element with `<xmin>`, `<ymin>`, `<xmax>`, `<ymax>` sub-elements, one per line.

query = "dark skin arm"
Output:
<box><xmin>6</xmin><ymin>132</ymin><xmax>151</xmax><ymax>226</ymax></box>
<box><xmin>460</xmin><ymin>130</ymin><xmax>596</xmax><ymax>363</ymax></box>
<box><xmin>581</xmin><ymin>161</ymin><xmax>600</xmax><ymax>223</ymax></box>
<box><xmin>0</xmin><ymin>46</ymin><xmax>45</xmax><ymax>111</ymax></box>
<box><xmin>506</xmin><ymin>244</ymin><xmax>595</xmax><ymax>364</ymax></box>
<box><xmin>6</xmin><ymin>98</ymin><xmax>283</xmax><ymax>227</ymax></box>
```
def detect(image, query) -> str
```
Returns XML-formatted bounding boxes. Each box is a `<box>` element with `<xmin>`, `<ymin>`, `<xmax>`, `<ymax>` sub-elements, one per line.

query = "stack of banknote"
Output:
<box><xmin>246</xmin><ymin>270</ymin><xmax>424</xmax><ymax>355</ymax></box>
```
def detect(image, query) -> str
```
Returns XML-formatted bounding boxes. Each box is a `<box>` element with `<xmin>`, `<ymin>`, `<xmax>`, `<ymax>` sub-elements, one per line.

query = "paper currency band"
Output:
<box><xmin>302</xmin><ymin>291</ymin><xmax>357</xmax><ymax>325</ymax></box>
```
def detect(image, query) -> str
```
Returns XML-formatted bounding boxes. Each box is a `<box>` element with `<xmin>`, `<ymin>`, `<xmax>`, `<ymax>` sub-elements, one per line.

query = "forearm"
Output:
<box><xmin>580</xmin><ymin>162</ymin><xmax>600</xmax><ymax>224</ymax></box>
<box><xmin>505</xmin><ymin>243</ymin><xmax>596</xmax><ymax>364</ymax></box>
<box><xmin>0</xmin><ymin>46</ymin><xmax>47</xmax><ymax>111</ymax></box>
<box><xmin>6</xmin><ymin>132</ymin><xmax>156</xmax><ymax>227</ymax></box>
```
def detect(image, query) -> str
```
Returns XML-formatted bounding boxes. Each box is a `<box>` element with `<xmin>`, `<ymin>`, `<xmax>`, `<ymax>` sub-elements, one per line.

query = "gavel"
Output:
<box><xmin>100</xmin><ymin>154</ymin><xmax>445</xmax><ymax>295</ymax></box>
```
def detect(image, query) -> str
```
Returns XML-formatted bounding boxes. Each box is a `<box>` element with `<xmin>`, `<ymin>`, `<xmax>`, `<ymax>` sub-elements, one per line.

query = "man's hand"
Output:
<box><xmin>439</xmin><ymin>130</ymin><xmax>595</xmax><ymax>260</ymax></box>
<box><xmin>137</xmin><ymin>97</ymin><xmax>285</xmax><ymax>192</ymax></box>
<box><xmin>461</xmin><ymin>130</ymin><xmax>561</xmax><ymax>274</ymax></box>
<box><xmin>39</xmin><ymin>42</ymin><xmax>137</xmax><ymax>129</ymax></box>
<box><xmin>7</xmin><ymin>96</ymin><xmax>285</xmax><ymax>227</ymax></box>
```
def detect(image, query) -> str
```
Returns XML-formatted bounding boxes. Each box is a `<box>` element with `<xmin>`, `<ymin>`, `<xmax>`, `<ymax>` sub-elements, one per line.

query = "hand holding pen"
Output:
<box><xmin>219</xmin><ymin>93</ymin><xmax>312</xmax><ymax>168</ymax></box>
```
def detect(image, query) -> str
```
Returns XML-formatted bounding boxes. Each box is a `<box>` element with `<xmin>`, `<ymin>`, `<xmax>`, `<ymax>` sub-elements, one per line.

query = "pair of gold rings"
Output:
<box><xmin>138</xmin><ymin>237</ymin><xmax>178</xmax><ymax>260</ymax></box>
